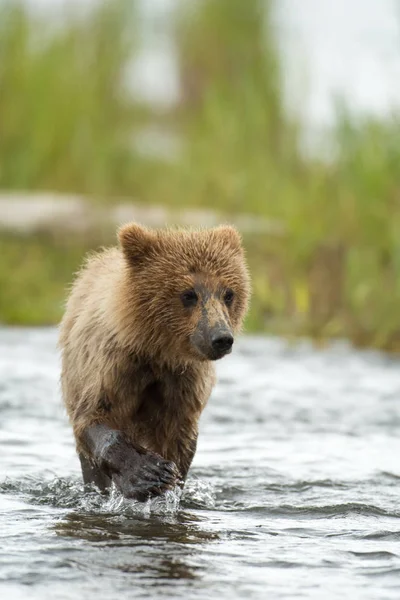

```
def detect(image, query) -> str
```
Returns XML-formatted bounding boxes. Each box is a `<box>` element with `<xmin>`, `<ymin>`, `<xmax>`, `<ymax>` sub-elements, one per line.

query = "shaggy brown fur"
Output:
<box><xmin>59</xmin><ymin>223</ymin><xmax>250</xmax><ymax>499</ymax></box>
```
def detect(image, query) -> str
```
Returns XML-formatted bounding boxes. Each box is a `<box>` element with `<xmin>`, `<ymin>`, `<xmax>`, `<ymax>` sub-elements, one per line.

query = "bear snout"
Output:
<box><xmin>211</xmin><ymin>331</ymin><xmax>234</xmax><ymax>358</ymax></box>
<box><xmin>190</xmin><ymin>324</ymin><xmax>234</xmax><ymax>361</ymax></box>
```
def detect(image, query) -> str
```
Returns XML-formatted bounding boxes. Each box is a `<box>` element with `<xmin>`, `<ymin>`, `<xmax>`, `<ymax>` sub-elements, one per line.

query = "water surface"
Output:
<box><xmin>1</xmin><ymin>328</ymin><xmax>400</xmax><ymax>599</ymax></box>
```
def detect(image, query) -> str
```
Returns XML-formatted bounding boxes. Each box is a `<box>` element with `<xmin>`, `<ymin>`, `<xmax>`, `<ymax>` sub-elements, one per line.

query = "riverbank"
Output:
<box><xmin>0</xmin><ymin>192</ymin><xmax>280</xmax><ymax>328</ymax></box>
<box><xmin>1</xmin><ymin>192</ymin><xmax>400</xmax><ymax>353</ymax></box>
<box><xmin>0</xmin><ymin>192</ymin><xmax>282</xmax><ymax>235</ymax></box>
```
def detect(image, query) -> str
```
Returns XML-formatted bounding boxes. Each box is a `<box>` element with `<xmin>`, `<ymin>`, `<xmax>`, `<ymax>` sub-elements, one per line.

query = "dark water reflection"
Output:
<box><xmin>55</xmin><ymin>511</ymin><xmax>217</xmax><ymax>586</ymax></box>
<box><xmin>1</xmin><ymin>328</ymin><xmax>400</xmax><ymax>599</ymax></box>
<box><xmin>55</xmin><ymin>510</ymin><xmax>218</xmax><ymax>545</ymax></box>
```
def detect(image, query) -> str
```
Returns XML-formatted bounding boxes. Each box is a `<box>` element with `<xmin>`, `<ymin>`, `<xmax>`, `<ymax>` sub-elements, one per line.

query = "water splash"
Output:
<box><xmin>0</xmin><ymin>474</ymin><xmax>216</xmax><ymax>516</ymax></box>
<box><xmin>181</xmin><ymin>476</ymin><xmax>216</xmax><ymax>509</ymax></box>
<box><xmin>103</xmin><ymin>484</ymin><xmax>183</xmax><ymax>516</ymax></box>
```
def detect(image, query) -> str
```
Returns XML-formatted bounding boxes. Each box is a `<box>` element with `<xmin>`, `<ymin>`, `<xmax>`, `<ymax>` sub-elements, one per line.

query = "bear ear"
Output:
<box><xmin>118</xmin><ymin>222</ymin><xmax>155</xmax><ymax>265</ymax></box>
<box><xmin>212</xmin><ymin>225</ymin><xmax>243</xmax><ymax>254</ymax></box>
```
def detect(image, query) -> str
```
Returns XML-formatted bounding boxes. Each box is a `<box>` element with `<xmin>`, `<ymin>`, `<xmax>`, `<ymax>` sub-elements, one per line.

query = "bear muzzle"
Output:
<box><xmin>190</xmin><ymin>324</ymin><xmax>234</xmax><ymax>361</ymax></box>
<box><xmin>210</xmin><ymin>331</ymin><xmax>234</xmax><ymax>357</ymax></box>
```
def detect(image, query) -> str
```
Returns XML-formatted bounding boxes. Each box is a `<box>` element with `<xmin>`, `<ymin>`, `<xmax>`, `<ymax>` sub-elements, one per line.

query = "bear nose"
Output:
<box><xmin>211</xmin><ymin>333</ymin><xmax>234</xmax><ymax>353</ymax></box>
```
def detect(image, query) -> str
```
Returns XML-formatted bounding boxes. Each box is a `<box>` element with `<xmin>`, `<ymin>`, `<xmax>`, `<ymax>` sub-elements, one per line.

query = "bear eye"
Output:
<box><xmin>181</xmin><ymin>289</ymin><xmax>198</xmax><ymax>308</ymax></box>
<box><xmin>224</xmin><ymin>289</ymin><xmax>234</xmax><ymax>306</ymax></box>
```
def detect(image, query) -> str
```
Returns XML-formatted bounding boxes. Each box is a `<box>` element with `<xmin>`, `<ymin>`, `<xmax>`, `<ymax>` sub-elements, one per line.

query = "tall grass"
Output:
<box><xmin>0</xmin><ymin>232</ymin><xmax>94</xmax><ymax>325</ymax></box>
<box><xmin>1</xmin><ymin>0</ymin><xmax>400</xmax><ymax>350</ymax></box>
<box><xmin>171</xmin><ymin>0</ymin><xmax>301</xmax><ymax>215</ymax></box>
<box><xmin>171</xmin><ymin>0</ymin><xmax>400</xmax><ymax>349</ymax></box>
<box><xmin>0</xmin><ymin>0</ymin><xmax>153</xmax><ymax>196</ymax></box>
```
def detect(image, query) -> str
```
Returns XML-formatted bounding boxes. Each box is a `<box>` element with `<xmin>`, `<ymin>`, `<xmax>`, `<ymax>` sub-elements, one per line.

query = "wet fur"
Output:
<box><xmin>59</xmin><ymin>224</ymin><xmax>250</xmax><ymax>487</ymax></box>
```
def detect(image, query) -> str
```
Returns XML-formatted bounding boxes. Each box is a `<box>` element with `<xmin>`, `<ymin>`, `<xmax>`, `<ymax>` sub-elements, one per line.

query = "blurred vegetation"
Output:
<box><xmin>0</xmin><ymin>0</ymin><xmax>154</xmax><ymax>196</ymax></box>
<box><xmin>1</xmin><ymin>0</ymin><xmax>400</xmax><ymax>351</ymax></box>
<box><xmin>0</xmin><ymin>233</ymin><xmax>92</xmax><ymax>325</ymax></box>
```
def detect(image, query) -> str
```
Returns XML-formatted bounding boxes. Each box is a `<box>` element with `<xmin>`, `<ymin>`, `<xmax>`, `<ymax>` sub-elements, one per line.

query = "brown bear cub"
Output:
<box><xmin>59</xmin><ymin>223</ymin><xmax>250</xmax><ymax>501</ymax></box>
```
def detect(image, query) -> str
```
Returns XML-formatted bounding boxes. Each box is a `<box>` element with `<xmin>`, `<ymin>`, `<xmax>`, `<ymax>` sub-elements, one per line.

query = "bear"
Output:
<box><xmin>59</xmin><ymin>223</ymin><xmax>250</xmax><ymax>501</ymax></box>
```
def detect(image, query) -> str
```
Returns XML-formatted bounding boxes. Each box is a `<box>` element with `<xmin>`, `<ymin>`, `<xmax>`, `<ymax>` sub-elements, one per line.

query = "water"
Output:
<box><xmin>1</xmin><ymin>328</ymin><xmax>400</xmax><ymax>599</ymax></box>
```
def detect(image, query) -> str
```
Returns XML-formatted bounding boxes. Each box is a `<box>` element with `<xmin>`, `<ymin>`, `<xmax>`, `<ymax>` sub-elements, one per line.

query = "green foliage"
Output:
<box><xmin>0</xmin><ymin>0</ymin><xmax>151</xmax><ymax>195</ymax></box>
<box><xmin>1</xmin><ymin>0</ymin><xmax>400</xmax><ymax>350</ymax></box>
<box><xmin>0</xmin><ymin>233</ymin><xmax>92</xmax><ymax>325</ymax></box>
<box><xmin>172</xmin><ymin>0</ymin><xmax>300</xmax><ymax>215</ymax></box>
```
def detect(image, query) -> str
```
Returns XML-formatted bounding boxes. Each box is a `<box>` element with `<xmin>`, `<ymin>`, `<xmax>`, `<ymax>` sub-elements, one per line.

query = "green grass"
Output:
<box><xmin>0</xmin><ymin>233</ymin><xmax>93</xmax><ymax>325</ymax></box>
<box><xmin>1</xmin><ymin>0</ymin><xmax>400</xmax><ymax>350</ymax></box>
<box><xmin>170</xmin><ymin>0</ymin><xmax>400</xmax><ymax>350</ymax></box>
<box><xmin>2</xmin><ymin>226</ymin><xmax>400</xmax><ymax>353</ymax></box>
<box><xmin>0</xmin><ymin>0</ymin><xmax>157</xmax><ymax>197</ymax></box>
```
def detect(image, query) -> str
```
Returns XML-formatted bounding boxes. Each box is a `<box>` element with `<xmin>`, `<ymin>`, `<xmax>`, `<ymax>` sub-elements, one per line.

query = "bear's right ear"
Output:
<box><xmin>118</xmin><ymin>223</ymin><xmax>155</xmax><ymax>265</ymax></box>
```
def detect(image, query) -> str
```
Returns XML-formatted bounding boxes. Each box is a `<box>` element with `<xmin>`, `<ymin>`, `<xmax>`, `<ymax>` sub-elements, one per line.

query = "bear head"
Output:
<box><xmin>118</xmin><ymin>223</ymin><xmax>250</xmax><ymax>365</ymax></box>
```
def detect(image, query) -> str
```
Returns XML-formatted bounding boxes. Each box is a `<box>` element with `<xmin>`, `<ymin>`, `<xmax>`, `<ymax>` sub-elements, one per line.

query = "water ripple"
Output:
<box><xmin>2</xmin><ymin>329</ymin><xmax>400</xmax><ymax>599</ymax></box>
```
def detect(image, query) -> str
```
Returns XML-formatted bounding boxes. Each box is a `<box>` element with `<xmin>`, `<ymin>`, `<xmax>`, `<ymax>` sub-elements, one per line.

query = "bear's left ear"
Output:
<box><xmin>212</xmin><ymin>225</ymin><xmax>243</xmax><ymax>254</ymax></box>
<box><xmin>118</xmin><ymin>222</ymin><xmax>156</xmax><ymax>265</ymax></box>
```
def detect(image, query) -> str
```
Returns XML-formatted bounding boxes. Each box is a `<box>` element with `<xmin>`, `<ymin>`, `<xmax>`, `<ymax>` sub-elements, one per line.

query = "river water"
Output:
<box><xmin>1</xmin><ymin>328</ymin><xmax>400</xmax><ymax>599</ymax></box>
